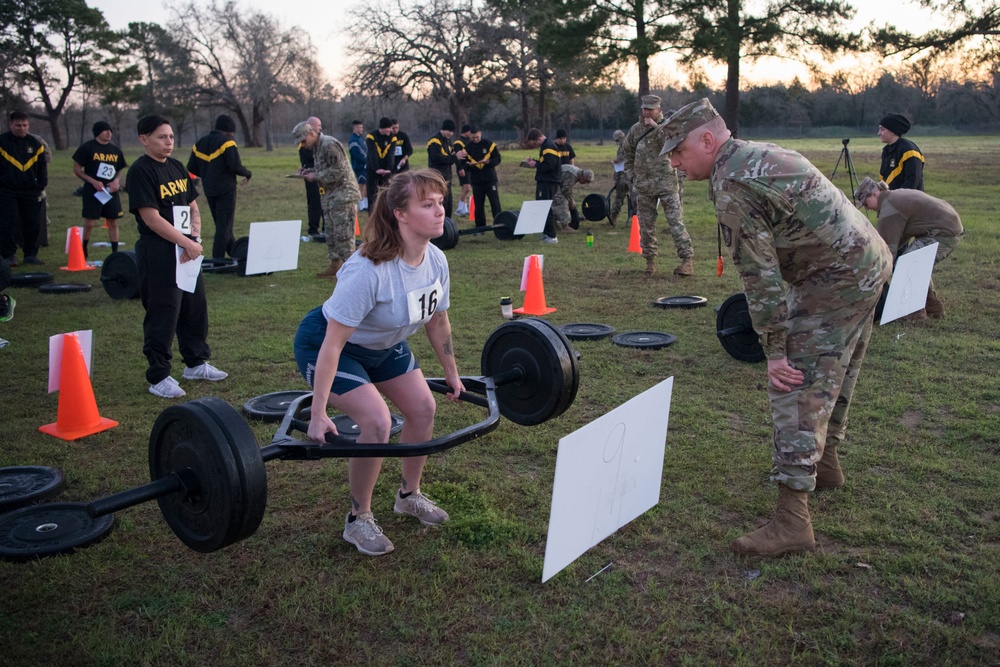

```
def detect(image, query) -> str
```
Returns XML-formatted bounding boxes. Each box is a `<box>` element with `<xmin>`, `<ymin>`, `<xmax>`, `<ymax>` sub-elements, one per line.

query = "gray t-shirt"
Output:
<box><xmin>322</xmin><ymin>244</ymin><xmax>451</xmax><ymax>350</ymax></box>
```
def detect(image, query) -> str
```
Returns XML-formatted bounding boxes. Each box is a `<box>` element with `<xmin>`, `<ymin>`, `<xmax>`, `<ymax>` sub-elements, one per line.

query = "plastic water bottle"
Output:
<box><xmin>586</xmin><ymin>232</ymin><xmax>594</xmax><ymax>248</ymax></box>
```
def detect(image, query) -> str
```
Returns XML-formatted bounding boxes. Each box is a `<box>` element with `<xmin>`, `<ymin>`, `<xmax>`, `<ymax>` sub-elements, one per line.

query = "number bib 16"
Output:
<box><xmin>407</xmin><ymin>279</ymin><xmax>443</xmax><ymax>325</ymax></box>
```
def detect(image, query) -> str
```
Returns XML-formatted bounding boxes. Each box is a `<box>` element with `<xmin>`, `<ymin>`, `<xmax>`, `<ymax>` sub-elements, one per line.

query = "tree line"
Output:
<box><xmin>1</xmin><ymin>0</ymin><xmax>997</xmax><ymax>150</ymax></box>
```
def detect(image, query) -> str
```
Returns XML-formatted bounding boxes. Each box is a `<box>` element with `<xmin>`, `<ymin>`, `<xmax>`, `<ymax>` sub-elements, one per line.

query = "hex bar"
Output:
<box><xmin>263</xmin><ymin>376</ymin><xmax>502</xmax><ymax>460</ymax></box>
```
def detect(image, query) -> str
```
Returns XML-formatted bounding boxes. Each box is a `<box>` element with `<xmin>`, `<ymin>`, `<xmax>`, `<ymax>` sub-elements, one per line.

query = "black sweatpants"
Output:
<box><xmin>535</xmin><ymin>181</ymin><xmax>558</xmax><ymax>238</ymax></box>
<box><xmin>139</xmin><ymin>268</ymin><xmax>211</xmax><ymax>385</ymax></box>
<box><xmin>206</xmin><ymin>189</ymin><xmax>237</xmax><ymax>259</ymax></box>
<box><xmin>0</xmin><ymin>193</ymin><xmax>41</xmax><ymax>259</ymax></box>
<box><xmin>472</xmin><ymin>183</ymin><xmax>502</xmax><ymax>229</ymax></box>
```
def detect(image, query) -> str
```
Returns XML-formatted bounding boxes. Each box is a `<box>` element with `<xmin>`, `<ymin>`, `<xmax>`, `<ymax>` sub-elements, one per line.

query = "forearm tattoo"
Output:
<box><xmin>442</xmin><ymin>336</ymin><xmax>453</xmax><ymax>356</ymax></box>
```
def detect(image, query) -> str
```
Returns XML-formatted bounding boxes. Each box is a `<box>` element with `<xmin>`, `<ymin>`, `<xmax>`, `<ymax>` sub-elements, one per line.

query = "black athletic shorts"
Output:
<box><xmin>81</xmin><ymin>190</ymin><xmax>124</xmax><ymax>221</ymax></box>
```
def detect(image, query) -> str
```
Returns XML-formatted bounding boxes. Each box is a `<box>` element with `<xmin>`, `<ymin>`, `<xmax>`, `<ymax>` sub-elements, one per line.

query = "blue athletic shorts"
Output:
<box><xmin>294</xmin><ymin>306</ymin><xmax>420</xmax><ymax>395</ymax></box>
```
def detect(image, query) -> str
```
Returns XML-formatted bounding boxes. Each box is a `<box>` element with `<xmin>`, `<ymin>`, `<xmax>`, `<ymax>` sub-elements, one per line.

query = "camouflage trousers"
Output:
<box><xmin>609</xmin><ymin>172</ymin><xmax>634</xmax><ymax>223</ymax></box>
<box><xmin>768</xmin><ymin>291</ymin><xmax>881</xmax><ymax>492</ymax></box>
<box><xmin>552</xmin><ymin>188</ymin><xmax>576</xmax><ymax>228</ymax></box>
<box><xmin>322</xmin><ymin>197</ymin><xmax>357</xmax><ymax>263</ymax></box>
<box><xmin>636</xmin><ymin>188</ymin><xmax>691</xmax><ymax>261</ymax></box>
<box><xmin>900</xmin><ymin>231</ymin><xmax>962</xmax><ymax>263</ymax></box>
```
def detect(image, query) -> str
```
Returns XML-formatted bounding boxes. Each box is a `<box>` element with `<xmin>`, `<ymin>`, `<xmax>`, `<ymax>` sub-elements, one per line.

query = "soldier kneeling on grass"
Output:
<box><xmin>854</xmin><ymin>176</ymin><xmax>964</xmax><ymax>320</ymax></box>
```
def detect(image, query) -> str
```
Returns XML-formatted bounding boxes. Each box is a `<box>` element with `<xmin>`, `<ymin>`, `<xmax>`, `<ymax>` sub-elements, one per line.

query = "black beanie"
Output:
<box><xmin>460</xmin><ymin>124</ymin><xmax>471</xmax><ymax>134</ymax></box>
<box><xmin>379</xmin><ymin>117</ymin><xmax>393</xmax><ymax>129</ymax></box>
<box><xmin>215</xmin><ymin>114</ymin><xmax>237</xmax><ymax>132</ymax></box>
<box><xmin>556</xmin><ymin>128</ymin><xmax>567</xmax><ymax>139</ymax></box>
<box><xmin>442</xmin><ymin>119</ymin><xmax>456</xmax><ymax>131</ymax></box>
<box><xmin>92</xmin><ymin>121</ymin><xmax>112</xmax><ymax>137</ymax></box>
<box><xmin>879</xmin><ymin>113</ymin><xmax>911</xmax><ymax>136</ymax></box>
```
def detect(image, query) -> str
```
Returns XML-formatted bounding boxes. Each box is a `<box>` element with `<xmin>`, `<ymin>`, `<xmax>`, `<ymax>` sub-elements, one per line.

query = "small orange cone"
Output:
<box><xmin>514</xmin><ymin>255</ymin><xmax>557</xmax><ymax>315</ymax></box>
<box><xmin>355</xmin><ymin>211</ymin><xmax>360</xmax><ymax>236</ymax></box>
<box><xmin>627</xmin><ymin>215</ymin><xmax>642</xmax><ymax>253</ymax></box>
<box><xmin>62</xmin><ymin>226</ymin><xmax>95</xmax><ymax>271</ymax></box>
<box><xmin>468</xmin><ymin>195</ymin><xmax>476</xmax><ymax>221</ymax></box>
<box><xmin>39</xmin><ymin>333</ymin><xmax>118</xmax><ymax>441</ymax></box>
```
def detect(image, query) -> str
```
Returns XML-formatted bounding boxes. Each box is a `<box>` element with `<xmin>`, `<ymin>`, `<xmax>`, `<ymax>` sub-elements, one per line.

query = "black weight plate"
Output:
<box><xmin>202</xmin><ymin>257</ymin><xmax>239</xmax><ymax>274</ymax></box>
<box><xmin>330</xmin><ymin>413</ymin><xmax>405</xmax><ymax>441</ymax></box>
<box><xmin>188</xmin><ymin>398</ymin><xmax>267</xmax><ymax>548</ymax></box>
<box><xmin>481</xmin><ymin>318</ymin><xmax>579</xmax><ymax>426</ymax></box>
<box><xmin>38</xmin><ymin>283</ymin><xmax>91</xmax><ymax>294</ymax></box>
<box><xmin>231</xmin><ymin>236</ymin><xmax>250</xmax><ymax>276</ymax></box>
<box><xmin>716</xmin><ymin>293</ymin><xmax>765</xmax><ymax>363</ymax></box>
<box><xmin>100</xmin><ymin>250</ymin><xmax>139</xmax><ymax>300</ymax></box>
<box><xmin>654</xmin><ymin>295</ymin><xmax>708</xmax><ymax>309</ymax></box>
<box><xmin>558</xmin><ymin>322</ymin><xmax>616</xmax><ymax>341</ymax></box>
<box><xmin>492</xmin><ymin>210</ymin><xmax>523</xmax><ymax>241</ymax></box>
<box><xmin>242</xmin><ymin>391</ymin><xmax>311</xmax><ymax>423</ymax></box>
<box><xmin>581</xmin><ymin>193</ymin><xmax>609</xmax><ymax>222</ymax></box>
<box><xmin>0</xmin><ymin>502</ymin><xmax>115</xmax><ymax>562</ymax></box>
<box><xmin>10</xmin><ymin>272</ymin><xmax>53</xmax><ymax>287</ymax></box>
<box><xmin>431</xmin><ymin>218</ymin><xmax>459</xmax><ymax>250</ymax></box>
<box><xmin>611</xmin><ymin>331</ymin><xmax>677</xmax><ymax>349</ymax></box>
<box><xmin>0</xmin><ymin>466</ymin><xmax>66</xmax><ymax>512</ymax></box>
<box><xmin>149</xmin><ymin>401</ymin><xmax>260</xmax><ymax>553</ymax></box>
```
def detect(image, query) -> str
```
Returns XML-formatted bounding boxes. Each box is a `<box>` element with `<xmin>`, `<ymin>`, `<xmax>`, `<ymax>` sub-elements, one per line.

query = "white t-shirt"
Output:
<box><xmin>322</xmin><ymin>244</ymin><xmax>450</xmax><ymax>350</ymax></box>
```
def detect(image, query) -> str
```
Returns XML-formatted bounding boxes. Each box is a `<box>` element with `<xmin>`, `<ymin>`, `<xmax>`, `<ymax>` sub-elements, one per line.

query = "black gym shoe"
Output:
<box><xmin>0</xmin><ymin>295</ymin><xmax>15</xmax><ymax>322</ymax></box>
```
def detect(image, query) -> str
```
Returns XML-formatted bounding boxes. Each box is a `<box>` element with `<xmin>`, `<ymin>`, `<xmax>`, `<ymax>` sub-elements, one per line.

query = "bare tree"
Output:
<box><xmin>169</xmin><ymin>0</ymin><xmax>322</xmax><ymax>148</ymax></box>
<box><xmin>348</xmin><ymin>0</ymin><xmax>501</xmax><ymax>126</ymax></box>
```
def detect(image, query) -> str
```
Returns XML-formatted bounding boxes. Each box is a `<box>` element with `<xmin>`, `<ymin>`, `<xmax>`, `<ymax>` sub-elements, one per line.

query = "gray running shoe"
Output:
<box><xmin>394</xmin><ymin>490</ymin><xmax>449</xmax><ymax>526</ymax></box>
<box><xmin>343</xmin><ymin>512</ymin><xmax>394</xmax><ymax>556</ymax></box>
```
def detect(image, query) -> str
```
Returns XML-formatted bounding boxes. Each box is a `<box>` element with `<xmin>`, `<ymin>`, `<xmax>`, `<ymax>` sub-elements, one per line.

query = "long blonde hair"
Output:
<box><xmin>361</xmin><ymin>169</ymin><xmax>448</xmax><ymax>264</ymax></box>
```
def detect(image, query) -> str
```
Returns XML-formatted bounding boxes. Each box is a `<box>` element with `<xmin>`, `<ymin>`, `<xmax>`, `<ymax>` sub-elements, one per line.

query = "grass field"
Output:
<box><xmin>1</xmin><ymin>135</ymin><xmax>998</xmax><ymax>666</ymax></box>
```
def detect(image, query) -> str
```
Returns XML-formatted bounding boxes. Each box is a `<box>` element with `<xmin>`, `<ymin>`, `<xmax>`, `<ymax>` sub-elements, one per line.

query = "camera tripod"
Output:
<box><xmin>832</xmin><ymin>138</ymin><xmax>859</xmax><ymax>195</ymax></box>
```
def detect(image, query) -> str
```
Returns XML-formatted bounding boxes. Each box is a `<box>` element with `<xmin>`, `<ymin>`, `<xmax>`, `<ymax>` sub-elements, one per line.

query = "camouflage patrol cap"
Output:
<box><xmin>579</xmin><ymin>169</ymin><xmax>594</xmax><ymax>183</ymax></box>
<box><xmin>612</xmin><ymin>129</ymin><xmax>625</xmax><ymax>141</ymax></box>
<box><xmin>291</xmin><ymin>121</ymin><xmax>315</xmax><ymax>141</ymax></box>
<box><xmin>641</xmin><ymin>95</ymin><xmax>661</xmax><ymax>109</ymax></box>
<box><xmin>853</xmin><ymin>176</ymin><xmax>888</xmax><ymax>207</ymax></box>
<box><xmin>658</xmin><ymin>98</ymin><xmax>721</xmax><ymax>156</ymax></box>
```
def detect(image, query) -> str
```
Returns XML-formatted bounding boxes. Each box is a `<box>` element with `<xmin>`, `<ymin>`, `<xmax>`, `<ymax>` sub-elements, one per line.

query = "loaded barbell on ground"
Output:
<box><xmin>431</xmin><ymin>212</ymin><xmax>523</xmax><ymax>251</ymax></box>
<box><xmin>0</xmin><ymin>318</ymin><xmax>579</xmax><ymax>562</ymax></box>
<box><xmin>716</xmin><ymin>293</ymin><xmax>765</xmax><ymax>363</ymax></box>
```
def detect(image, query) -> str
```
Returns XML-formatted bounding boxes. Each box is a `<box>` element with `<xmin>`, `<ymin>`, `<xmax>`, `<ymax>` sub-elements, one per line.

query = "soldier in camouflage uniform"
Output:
<box><xmin>661</xmin><ymin>98</ymin><xmax>893</xmax><ymax>558</ymax></box>
<box><xmin>293</xmin><ymin>121</ymin><xmax>361</xmax><ymax>279</ymax></box>
<box><xmin>552</xmin><ymin>165</ymin><xmax>594</xmax><ymax>229</ymax></box>
<box><xmin>609</xmin><ymin>129</ymin><xmax>634</xmax><ymax>226</ymax></box>
<box><xmin>622</xmin><ymin>95</ymin><xmax>692</xmax><ymax>276</ymax></box>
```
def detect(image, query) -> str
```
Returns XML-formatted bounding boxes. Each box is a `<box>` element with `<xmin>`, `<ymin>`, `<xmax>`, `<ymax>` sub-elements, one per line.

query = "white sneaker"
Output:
<box><xmin>149</xmin><ymin>376</ymin><xmax>186</xmax><ymax>398</ymax></box>
<box><xmin>541</xmin><ymin>235</ymin><xmax>559</xmax><ymax>245</ymax></box>
<box><xmin>359</xmin><ymin>198</ymin><xmax>368</xmax><ymax>211</ymax></box>
<box><xmin>182</xmin><ymin>362</ymin><xmax>228</xmax><ymax>381</ymax></box>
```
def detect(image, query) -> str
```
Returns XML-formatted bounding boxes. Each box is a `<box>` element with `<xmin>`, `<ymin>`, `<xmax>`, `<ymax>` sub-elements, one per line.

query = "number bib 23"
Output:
<box><xmin>407</xmin><ymin>280</ymin><xmax>443</xmax><ymax>325</ymax></box>
<box><xmin>173</xmin><ymin>206</ymin><xmax>192</xmax><ymax>234</ymax></box>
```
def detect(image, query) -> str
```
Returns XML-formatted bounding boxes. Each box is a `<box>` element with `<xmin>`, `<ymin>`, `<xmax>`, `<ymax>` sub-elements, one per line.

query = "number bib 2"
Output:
<box><xmin>407</xmin><ymin>280</ymin><xmax>442</xmax><ymax>325</ymax></box>
<box><xmin>173</xmin><ymin>206</ymin><xmax>192</xmax><ymax>234</ymax></box>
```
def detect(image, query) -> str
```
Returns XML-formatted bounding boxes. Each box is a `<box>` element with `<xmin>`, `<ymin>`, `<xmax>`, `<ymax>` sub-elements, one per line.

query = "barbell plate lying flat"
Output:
<box><xmin>0</xmin><ymin>466</ymin><xmax>66</xmax><ymax>513</ymax></box>
<box><xmin>0</xmin><ymin>502</ymin><xmax>115</xmax><ymax>562</ymax></box>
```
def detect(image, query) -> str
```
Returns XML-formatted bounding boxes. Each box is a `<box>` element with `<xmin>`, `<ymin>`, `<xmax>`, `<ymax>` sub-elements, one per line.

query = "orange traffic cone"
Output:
<box><xmin>62</xmin><ymin>226</ymin><xmax>95</xmax><ymax>271</ymax></box>
<box><xmin>468</xmin><ymin>195</ymin><xmax>476</xmax><ymax>221</ymax></box>
<box><xmin>354</xmin><ymin>211</ymin><xmax>360</xmax><ymax>236</ymax></box>
<box><xmin>514</xmin><ymin>255</ymin><xmax>557</xmax><ymax>315</ymax></box>
<box><xmin>627</xmin><ymin>215</ymin><xmax>642</xmax><ymax>253</ymax></box>
<box><xmin>39</xmin><ymin>333</ymin><xmax>118</xmax><ymax>441</ymax></box>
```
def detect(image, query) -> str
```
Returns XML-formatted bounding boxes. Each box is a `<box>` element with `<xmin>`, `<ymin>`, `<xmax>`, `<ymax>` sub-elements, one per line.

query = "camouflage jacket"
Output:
<box><xmin>710</xmin><ymin>138</ymin><xmax>892</xmax><ymax>359</ymax></box>
<box><xmin>622</xmin><ymin>115</ymin><xmax>678</xmax><ymax>191</ymax></box>
<box><xmin>313</xmin><ymin>134</ymin><xmax>360</xmax><ymax>204</ymax></box>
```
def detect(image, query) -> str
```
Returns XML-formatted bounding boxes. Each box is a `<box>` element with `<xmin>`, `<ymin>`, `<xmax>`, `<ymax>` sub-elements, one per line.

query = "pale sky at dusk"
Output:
<box><xmin>88</xmin><ymin>0</ymin><xmax>945</xmax><ymax>90</ymax></box>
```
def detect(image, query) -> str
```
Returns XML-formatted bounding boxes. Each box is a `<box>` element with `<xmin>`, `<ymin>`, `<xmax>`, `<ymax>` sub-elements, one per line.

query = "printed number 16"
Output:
<box><xmin>418</xmin><ymin>290</ymin><xmax>438</xmax><ymax>320</ymax></box>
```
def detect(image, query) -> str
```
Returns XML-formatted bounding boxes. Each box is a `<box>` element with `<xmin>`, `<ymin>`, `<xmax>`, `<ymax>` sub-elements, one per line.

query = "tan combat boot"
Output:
<box><xmin>925</xmin><ymin>287</ymin><xmax>945</xmax><ymax>319</ymax></box>
<box><xmin>644</xmin><ymin>256</ymin><xmax>656</xmax><ymax>276</ymax></box>
<box><xmin>731</xmin><ymin>485</ymin><xmax>815</xmax><ymax>557</ymax></box>
<box><xmin>815</xmin><ymin>447</ymin><xmax>845</xmax><ymax>489</ymax></box>
<box><xmin>673</xmin><ymin>256</ymin><xmax>694</xmax><ymax>276</ymax></box>
<box><xmin>316</xmin><ymin>259</ymin><xmax>343</xmax><ymax>279</ymax></box>
<box><xmin>903</xmin><ymin>308</ymin><xmax>928</xmax><ymax>322</ymax></box>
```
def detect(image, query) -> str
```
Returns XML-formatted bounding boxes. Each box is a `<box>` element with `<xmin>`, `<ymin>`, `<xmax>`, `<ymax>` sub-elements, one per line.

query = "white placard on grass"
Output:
<box><xmin>245</xmin><ymin>220</ymin><xmax>303</xmax><ymax>276</ymax></box>
<box><xmin>48</xmin><ymin>330</ymin><xmax>93</xmax><ymax>393</ymax></box>
<box><xmin>519</xmin><ymin>254</ymin><xmax>544</xmax><ymax>291</ymax></box>
<box><xmin>513</xmin><ymin>200</ymin><xmax>552</xmax><ymax>235</ymax></box>
<box><xmin>542</xmin><ymin>376</ymin><xmax>674</xmax><ymax>583</ymax></box>
<box><xmin>879</xmin><ymin>242</ymin><xmax>938</xmax><ymax>325</ymax></box>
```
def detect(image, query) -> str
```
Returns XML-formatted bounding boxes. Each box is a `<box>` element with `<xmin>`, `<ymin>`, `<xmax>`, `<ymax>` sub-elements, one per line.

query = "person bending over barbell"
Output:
<box><xmin>293</xmin><ymin>169</ymin><xmax>465</xmax><ymax>557</ymax></box>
